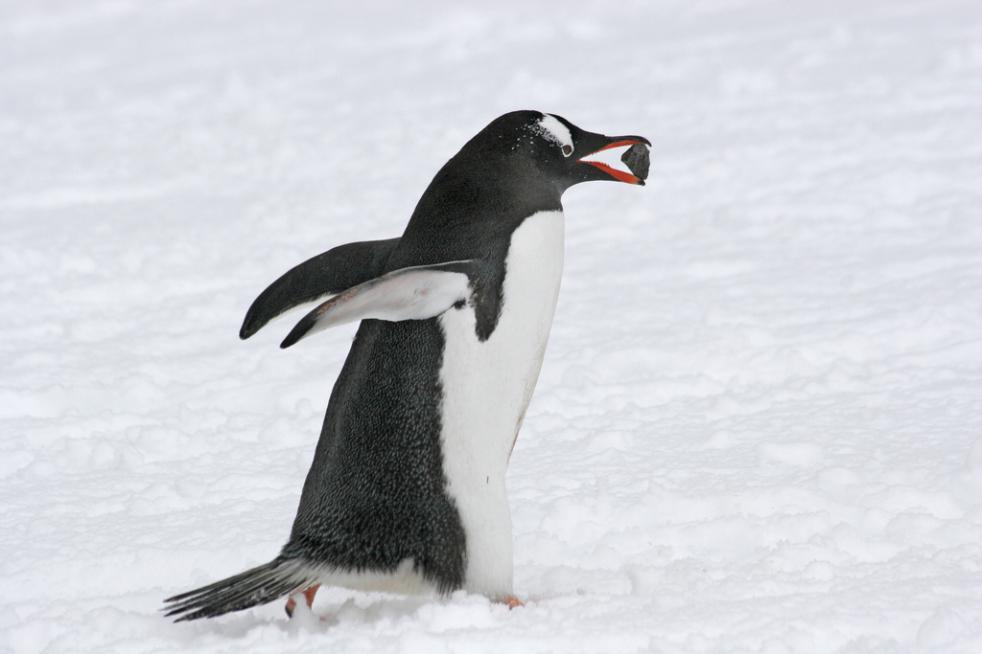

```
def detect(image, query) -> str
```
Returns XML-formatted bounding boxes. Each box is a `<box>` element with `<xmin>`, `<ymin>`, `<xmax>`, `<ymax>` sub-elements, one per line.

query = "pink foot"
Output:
<box><xmin>498</xmin><ymin>595</ymin><xmax>525</xmax><ymax>609</ymax></box>
<box><xmin>284</xmin><ymin>584</ymin><xmax>321</xmax><ymax>618</ymax></box>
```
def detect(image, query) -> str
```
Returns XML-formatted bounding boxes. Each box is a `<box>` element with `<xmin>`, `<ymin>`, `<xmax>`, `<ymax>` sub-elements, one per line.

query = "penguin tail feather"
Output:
<box><xmin>162</xmin><ymin>558</ymin><xmax>313</xmax><ymax>622</ymax></box>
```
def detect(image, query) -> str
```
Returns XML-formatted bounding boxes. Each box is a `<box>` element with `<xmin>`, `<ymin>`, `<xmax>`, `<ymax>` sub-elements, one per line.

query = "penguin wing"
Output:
<box><xmin>240</xmin><ymin>237</ymin><xmax>400</xmax><ymax>339</ymax></box>
<box><xmin>280</xmin><ymin>260</ymin><xmax>479</xmax><ymax>349</ymax></box>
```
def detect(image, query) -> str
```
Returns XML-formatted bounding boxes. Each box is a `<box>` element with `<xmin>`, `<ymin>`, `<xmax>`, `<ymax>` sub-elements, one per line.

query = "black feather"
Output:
<box><xmin>162</xmin><ymin>559</ymin><xmax>310</xmax><ymax>622</ymax></box>
<box><xmin>240</xmin><ymin>238</ymin><xmax>399</xmax><ymax>339</ymax></box>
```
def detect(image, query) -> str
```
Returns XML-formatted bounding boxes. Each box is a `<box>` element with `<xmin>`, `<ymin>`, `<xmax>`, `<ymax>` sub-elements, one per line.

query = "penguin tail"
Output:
<box><xmin>162</xmin><ymin>558</ymin><xmax>313</xmax><ymax>622</ymax></box>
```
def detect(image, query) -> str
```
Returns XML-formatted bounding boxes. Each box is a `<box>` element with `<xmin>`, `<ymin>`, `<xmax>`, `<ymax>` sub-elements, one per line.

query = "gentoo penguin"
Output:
<box><xmin>164</xmin><ymin>111</ymin><xmax>649</xmax><ymax>621</ymax></box>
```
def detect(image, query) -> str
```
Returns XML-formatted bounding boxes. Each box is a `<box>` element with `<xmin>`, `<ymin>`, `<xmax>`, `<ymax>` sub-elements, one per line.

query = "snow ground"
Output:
<box><xmin>2</xmin><ymin>0</ymin><xmax>982</xmax><ymax>652</ymax></box>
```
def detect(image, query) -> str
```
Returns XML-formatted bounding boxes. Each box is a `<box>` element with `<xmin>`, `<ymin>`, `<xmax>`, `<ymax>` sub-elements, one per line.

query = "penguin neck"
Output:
<box><xmin>405</xmin><ymin>159</ymin><xmax>562</xmax><ymax>237</ymax></box>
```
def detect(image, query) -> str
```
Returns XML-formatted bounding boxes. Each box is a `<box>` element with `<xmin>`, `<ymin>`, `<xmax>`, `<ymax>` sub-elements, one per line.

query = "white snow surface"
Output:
<box><xmin>2</xmin><ymin>1</ymin><xmax>982</xmax><ymax>652</ymax></box>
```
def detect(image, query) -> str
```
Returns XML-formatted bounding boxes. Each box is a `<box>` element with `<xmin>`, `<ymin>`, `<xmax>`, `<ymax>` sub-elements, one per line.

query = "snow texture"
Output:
<box><xmin>2</xmin><ymin>1</ymin><xmax>982</xmax><ymax>652</ymax></box>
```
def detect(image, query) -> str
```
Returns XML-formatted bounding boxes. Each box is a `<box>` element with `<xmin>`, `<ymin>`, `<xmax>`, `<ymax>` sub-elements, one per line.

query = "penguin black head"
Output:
<box><xmin>455</xmin><ymin>110</ymin><xmax>651</xmax><ymax>195</ymax></box>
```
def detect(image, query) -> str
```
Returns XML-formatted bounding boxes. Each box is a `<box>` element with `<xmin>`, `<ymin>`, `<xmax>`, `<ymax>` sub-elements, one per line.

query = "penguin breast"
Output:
<box><xmin>437</xmin><ymin>209</ymin><xmax>565</xmax><ymax>596</ymax></box>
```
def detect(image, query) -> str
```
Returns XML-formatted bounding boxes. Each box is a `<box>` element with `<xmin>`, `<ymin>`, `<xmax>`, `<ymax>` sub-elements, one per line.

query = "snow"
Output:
<box><xmin>2</xmin><ymin>0</ymin><xmax>982</xmax><ymax>652</ymax></box>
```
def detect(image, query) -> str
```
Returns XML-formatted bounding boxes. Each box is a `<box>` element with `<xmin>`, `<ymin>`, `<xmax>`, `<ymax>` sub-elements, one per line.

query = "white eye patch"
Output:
<box><xmin>536</xmin><ymin>114</ymin><xmax>574</xmax><ymax>154</ymax></box>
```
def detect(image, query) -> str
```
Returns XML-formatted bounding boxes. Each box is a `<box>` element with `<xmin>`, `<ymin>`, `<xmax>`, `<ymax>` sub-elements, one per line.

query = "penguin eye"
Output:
<box><xmin>562</xmin><ymin>144</ymin><xmax>574</xmax><ymax>157</ymax></box>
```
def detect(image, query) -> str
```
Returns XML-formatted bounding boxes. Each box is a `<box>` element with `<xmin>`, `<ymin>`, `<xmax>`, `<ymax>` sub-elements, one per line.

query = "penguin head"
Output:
<box><xmin>457</xmin><ymin>110</ymin><xmax>650</xmax><ymax>194</ymax></box>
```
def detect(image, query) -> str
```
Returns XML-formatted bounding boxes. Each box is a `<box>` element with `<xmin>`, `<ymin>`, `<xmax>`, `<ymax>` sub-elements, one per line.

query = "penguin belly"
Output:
<box><xmin>437</xmin><ymin>210</ymin><xmax>565</xmax><ymax>597</ymax></box>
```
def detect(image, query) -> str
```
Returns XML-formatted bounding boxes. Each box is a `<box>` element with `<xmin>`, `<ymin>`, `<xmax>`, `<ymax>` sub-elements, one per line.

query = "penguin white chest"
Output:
<box><xmin>437</xmin><ymin>209</ymin><xmax>565</xmax><ymax>596</ymax></box>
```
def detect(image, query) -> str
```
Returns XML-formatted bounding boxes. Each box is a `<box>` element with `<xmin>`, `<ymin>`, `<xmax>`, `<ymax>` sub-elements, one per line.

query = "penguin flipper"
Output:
<box><xmin>280</xmin><ymin>260</ymin><xmax>479</xmax><ymax>349</ymax></box>
<box><xmin>240</xmin><ymin>237</ymin><xmax>401</xmax><ymax>339</ymax></box>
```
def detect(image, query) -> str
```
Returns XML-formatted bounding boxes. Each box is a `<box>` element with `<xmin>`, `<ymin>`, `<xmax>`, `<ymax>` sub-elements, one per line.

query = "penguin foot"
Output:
<box><xmin>498</xmin><ymin>595</ymin><xmax>525</xmax><ymax>610</ymax></box>
<box><xmin>284</xmin><ymin>584</ymin><xmax>321</xmax><ymax>618</ymax></box>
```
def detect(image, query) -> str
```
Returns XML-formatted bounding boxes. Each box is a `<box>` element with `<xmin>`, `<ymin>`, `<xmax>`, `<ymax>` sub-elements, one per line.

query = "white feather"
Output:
<box><xmin>305</xmin><ymin>558</ymin><xmax>432</xmax><ymax>595</ymax></box>
<box><xmin>293</xmin><ymin>263</ymin><xmax>472</xmax><ymax>343</ymax></box>
<box><xmin>437</xmin><ymin>210</ymin><xmax>565</xmax><ymax>597</ymax></box>
<box><xmin>538</xmin><ymin>114</ymin><xmax>573</xmax><ymax>149</ymax></box>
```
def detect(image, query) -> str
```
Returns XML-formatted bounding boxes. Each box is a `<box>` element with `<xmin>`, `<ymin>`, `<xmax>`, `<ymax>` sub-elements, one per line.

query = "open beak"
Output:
<box><xmin>576</xmin><ymin>134</ymin><xmax>651</xmax><ymax>185</ymax></box>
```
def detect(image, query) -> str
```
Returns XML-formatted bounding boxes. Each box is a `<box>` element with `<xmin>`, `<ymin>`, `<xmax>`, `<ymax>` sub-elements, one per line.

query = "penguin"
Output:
<box><xmin>163</xmin><ymin>110</ymin><xmax>649</xmax><ymax>621</ymax></box>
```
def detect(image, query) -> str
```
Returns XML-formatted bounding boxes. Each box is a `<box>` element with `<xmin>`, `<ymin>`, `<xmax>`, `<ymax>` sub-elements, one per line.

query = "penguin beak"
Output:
<box><xmin>575</xmin><ymin>134</ymin><xmax>651</xmax><ymax>185</ymax></box>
